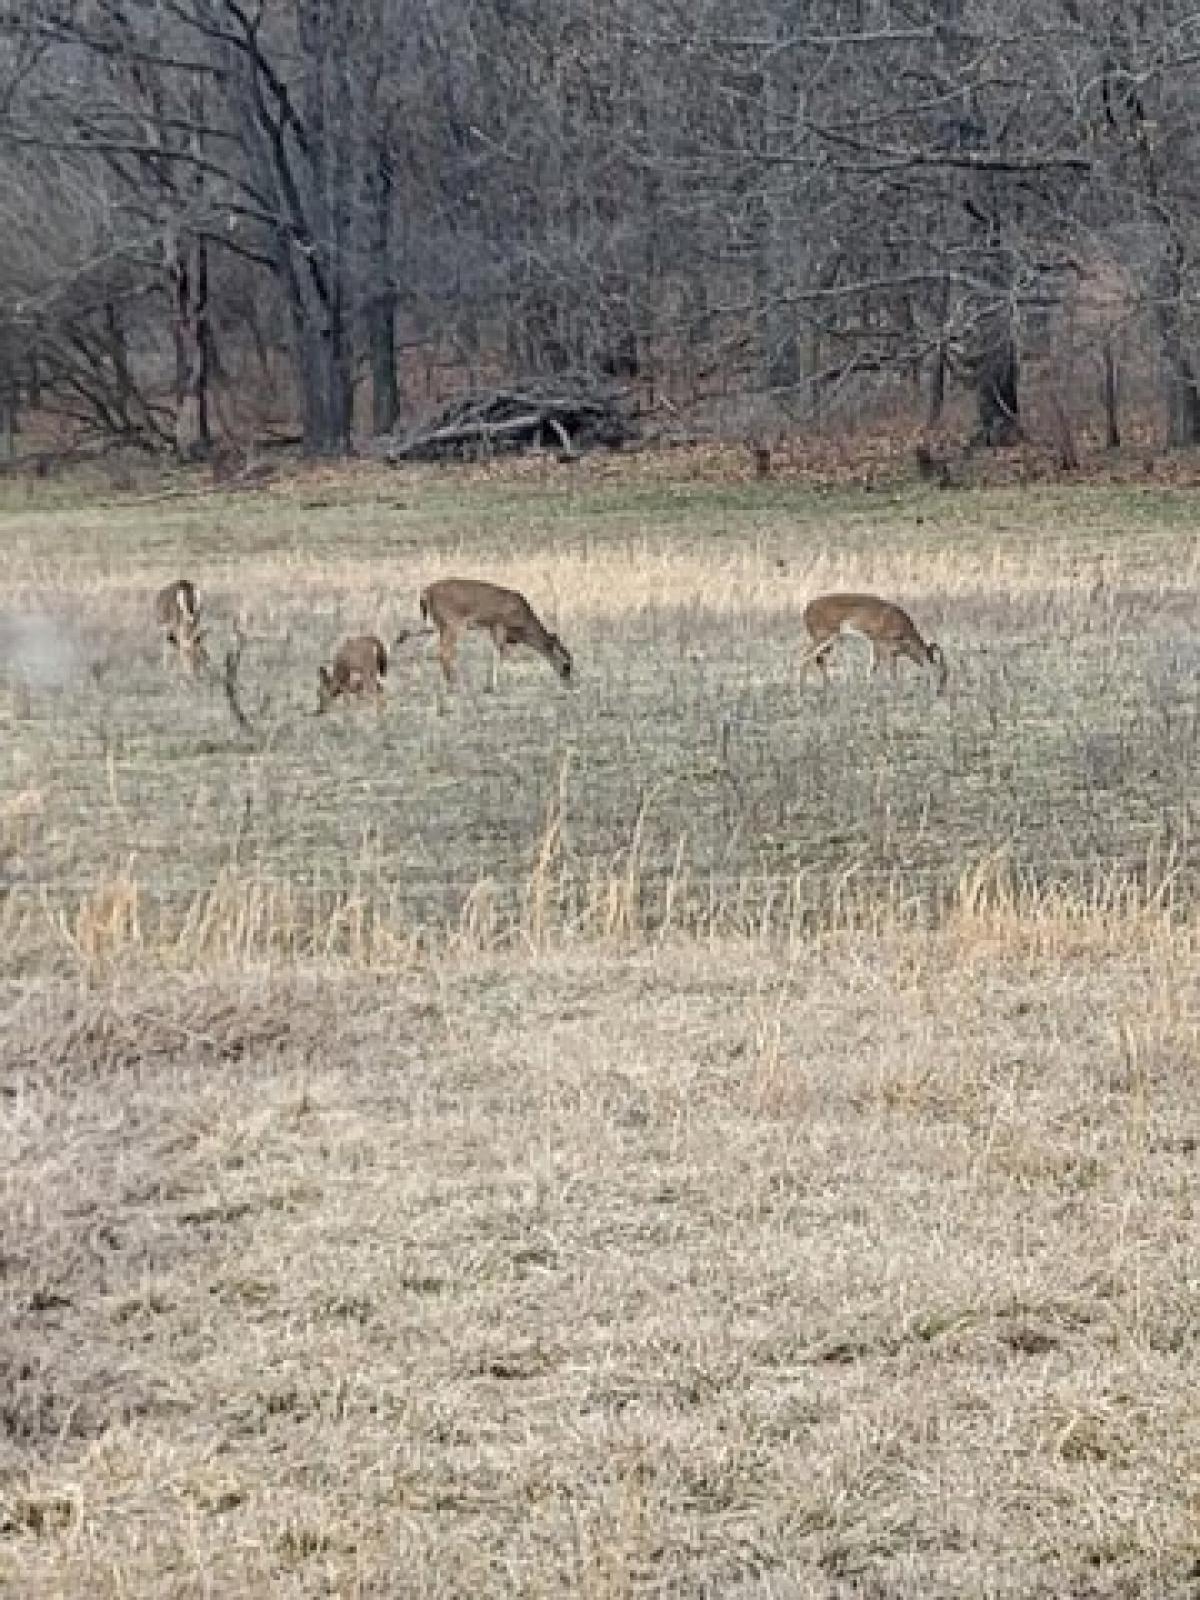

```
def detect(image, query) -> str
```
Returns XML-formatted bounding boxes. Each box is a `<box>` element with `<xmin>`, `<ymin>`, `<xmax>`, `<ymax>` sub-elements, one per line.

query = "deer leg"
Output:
<box><xmin>902</xmin><ymin>640</ymin><xmax>932</xmax><ymax>680</ymax></box>
<box><xmin>798</xmin><ymin>635</ymin><xmax>834</xmax><ymax>684</ymax></box>
<box><xmin>179</xmin><ymin>623</ymin><xmax>208</xmax><ymax>678</ymax></box>
<box><xmin>437</xmin><ymin>626</ymin><xmax>460</xmax><ymax>688</ymax></box>
<box><xmin>434</xmin><ymin>625</ymin><xmax>460</xmax><ymax>715</ymax></box>
<box><xmin>487</xmin><ymin>624</ymin><xmax>511</xmax><ymax>693</ymax></box>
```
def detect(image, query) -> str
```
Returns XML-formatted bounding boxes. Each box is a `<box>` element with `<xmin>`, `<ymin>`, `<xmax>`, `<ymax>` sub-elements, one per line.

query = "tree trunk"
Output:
<box><xmin>171</xmin><ymin>228</ymin><xmax>211</xmax><ymax>461</ymax></box>
<box><xmin>1164</xmin><ymin>358</ymin><xmax>1200</xmax><ymax>447</ymax></box>
<box><xmin>295</xmin><ymin>309</ymin><xmax>353</xmax><ymax>455</ymax></box>
<box><xmin>369</xmin><ymin>301</ymin><xmax>398</xmax><ymax>434</ymax></box>
<box><xmin>367</xmin><ymin>145</ymin><xmax>399</xmax><ymax>434</ymax></box>
<box><xmin>0</xmin><ymin>323</ymin><xmax>16</xmax><ymax>458</ymax></box>
<box><xmin>1102</xmin><ymin>337</ymin><xmax>1120</xmax><ymax>449</ymax></box>
<box><xmin>272</xmin><ymin>230</ymin><xmax>353</xmax><ymax>456</ymax></box>
<box><xmin>1152</xmin><ymin>246</ymin><xmax>1200</xmax><ymax>446</ymax></box>
<box><xmin>1158</xmin><ymin>309</ymin><xmax>1200</xmax><ymax>447</ymax></box>
<box><xmin>285</xmin><ymin>0</ymin><xmax>354</xmax><ymax>455</ymax></box>
<box><xmin>926</xmin><ymin>269</ymin><xmax>950</xmax><ymax>426</ymax></box>
<box><xmin>975</xmin><ymin>309</ymin><xmax>1020</xmax><ymax>446</ymax></box>
<box><xmin>0</xmin><ymin>381</ymin><xmax>15</xmax><ymax>461</ymax></box>
<box><xmin>679</xmin><ymin>277</ymin><xmax>711</xmax><ymax>402</ymax></box>
<box><xmin>808</xmin><ymin>326</ymin><xmax>822</xmax><ymax>422</ymax></box>
<box><xmin>103</xmin><ymin>301</ymin><xmax>136</xmax><ymax>434</ymax></box>
<box><xmin>927</xmin><ymin>343</ymin><xmax>946</xmax><ymax>427</ymax></box>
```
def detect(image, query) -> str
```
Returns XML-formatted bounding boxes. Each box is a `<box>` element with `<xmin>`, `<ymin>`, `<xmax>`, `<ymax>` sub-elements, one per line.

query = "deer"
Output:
<box><xmin>154</xmin><ymin>578</ymin><xmax>209</xmax><ymax>676</ymax></box>
<box><xmin>316</xmin><ymin>634</ymin><xmax>390</xmax><ymax>713</ymax></box>
<box><xmin>798</xmin><ymin>593</ymin><xmax>948</xmax><ymax>695</ymax></box>
<box><xmin>418</xmin><ymin>578</ymin><xmax>573</xmax><ymax>692</ymax></box>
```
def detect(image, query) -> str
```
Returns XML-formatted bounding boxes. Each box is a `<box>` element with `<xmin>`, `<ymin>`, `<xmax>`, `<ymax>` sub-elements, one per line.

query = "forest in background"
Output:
<box><xmin>1</xmin><ymin>1</ymin><xmax>1199</xmax><ymax>462</ymax></box>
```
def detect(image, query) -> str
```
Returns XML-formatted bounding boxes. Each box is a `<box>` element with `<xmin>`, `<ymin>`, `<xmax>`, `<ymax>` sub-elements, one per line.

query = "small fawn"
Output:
<box><xmin>317</xmin><ymin>635</ymin><xmax>389</xmax><ymax>712</ymax></box>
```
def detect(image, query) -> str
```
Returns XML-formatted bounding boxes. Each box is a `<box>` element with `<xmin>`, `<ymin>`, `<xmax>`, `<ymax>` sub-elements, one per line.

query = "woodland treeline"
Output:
<box><xmin>0</xmin><ymin>1</ymin><xmax>1198</xmax><ymax>459</ymax></box>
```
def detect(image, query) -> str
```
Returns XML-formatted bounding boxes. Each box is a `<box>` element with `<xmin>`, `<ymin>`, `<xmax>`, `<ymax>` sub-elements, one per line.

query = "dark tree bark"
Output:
<box><xmin>1156</xmin><ymin>254</ymin><xmax>1200</xmax><ymax>447</ymax></box>
<box><xmin>927</xmin><ymin>342</ymin><xmax>947</xmax><ymax>428</ymax></box>
<box><xmin>218</xmin><ymin>0</ymin><xmax>355</xmax><ymax>455</ymax></box>
<box><xmin>975</xmin><ymin>310</ymin><xmax>1021</xmax><ymax>446</ymax></box>
<box><xmin>103</xmin><ymin>301</ymin><xmax>137</xmax><ymax>433</ymax></box>
<box><xmin>1102</xmin><ymin>337</ymin><xmax>1120</xmax><ymax>450</ymax></box>
<box><xmin>0</xmin><ymin>377</ymin><xmax>15</xmax><ymax>461</ymax></box>
<box><xmin>1162</xmin><ymin>347</ymin><xmax>1200</xmax><ymax>447</ymax></box>
<box><xmin>171</xmin><ymin>227</ymin><xmax>212</xmax><ymax>460</ymax></box>
<box><xmin>366</xmin><ymin>142</ymin><xmax>399</xmax><ymax>434</ymax></box>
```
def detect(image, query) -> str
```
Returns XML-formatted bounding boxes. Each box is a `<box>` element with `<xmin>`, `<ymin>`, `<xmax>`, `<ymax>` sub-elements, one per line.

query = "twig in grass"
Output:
<box><xmin>218</xmin><ymin>623</ymin><xmax>254</xmax><ymax>735</ymax></box>
<box><xmin>228</xmin><ymin>793</ymin><xmax>253</xmax><ymax>870</ymax></box>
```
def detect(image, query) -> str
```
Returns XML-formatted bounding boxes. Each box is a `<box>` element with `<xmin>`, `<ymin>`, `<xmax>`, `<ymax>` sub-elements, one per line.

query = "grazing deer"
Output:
<box><xmin>798</xmin><ymin>593</ymin><xmax>948</xmax><ymax>694</ymax></box>
<box><xmin>317</xmin><ymin>634</ymin><xmax>389</xmax><ymax>713</ymax></box>
<box><xmin>419</xmin><ymin>578</ymin><xmax>573</xmax><ymax>692</ymax></box>
<box><xmin>154</xmin><ymin>578</ymin><xmax>208</xmax><ymax>675</ymax></box>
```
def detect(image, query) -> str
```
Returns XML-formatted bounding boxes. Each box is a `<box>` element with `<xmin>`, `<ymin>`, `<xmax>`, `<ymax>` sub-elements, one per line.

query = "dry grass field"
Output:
<box><xmin>2</xmin><ymin>455</ymin><xmax>1200</xmax><ymax>1596</ymax></box>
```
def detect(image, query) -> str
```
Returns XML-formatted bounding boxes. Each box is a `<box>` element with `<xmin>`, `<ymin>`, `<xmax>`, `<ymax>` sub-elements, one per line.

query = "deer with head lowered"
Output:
<box><xmin>317</xmin><ymin>634</ymin><xmax>389</xmax><ymax>713</ymax></box>
<box><xmin>419</xmin><ymin>578</ymin><xmax>573</xmax><ymax>692</ymax></box>
<box><xmin>155</xmin><ymin>578</ymin><xmax>208</xmax><ymax>676</ymax></box>
<box><xmin>798</xmin><ymin>593</ymin><xmax>948</xmax><ymax>695</ymax></box>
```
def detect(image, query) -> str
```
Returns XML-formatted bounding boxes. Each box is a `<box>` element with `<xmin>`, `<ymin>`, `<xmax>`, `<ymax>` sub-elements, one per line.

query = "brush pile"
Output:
<box><xmin>378</xmin><ymin>382</ymin><xmax>639</xmax><ymax>462</ymax></box>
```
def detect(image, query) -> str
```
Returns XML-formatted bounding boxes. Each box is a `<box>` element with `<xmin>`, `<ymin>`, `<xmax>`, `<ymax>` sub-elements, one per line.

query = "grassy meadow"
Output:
<box><xmin>2</xmin><ymin>455</ymin><xmax>1200</xmax><ymax>1596</ymax></box>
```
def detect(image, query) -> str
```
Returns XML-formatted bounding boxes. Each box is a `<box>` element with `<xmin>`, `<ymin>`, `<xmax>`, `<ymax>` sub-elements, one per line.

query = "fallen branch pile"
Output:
<box><xmin>377</xmin><ymin>383</ymin><xmax>639</xmax><ymax>463</ymax></box>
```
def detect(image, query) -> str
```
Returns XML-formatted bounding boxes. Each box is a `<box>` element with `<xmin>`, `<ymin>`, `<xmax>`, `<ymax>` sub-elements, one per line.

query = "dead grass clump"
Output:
<box><xmin>0</xmin><ymin>1341</ymin><xmax>152</xmax><ymax>1457</ymax></box>
<box><xmin>2</xmin><ymin>978</ymin><xmax>301</xmax><ymax>1080</ymax></box>
<box><xmin>943</xmin><ymin>854</ymin><xmax>1193</xmax><ymax>966</ymax></box>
